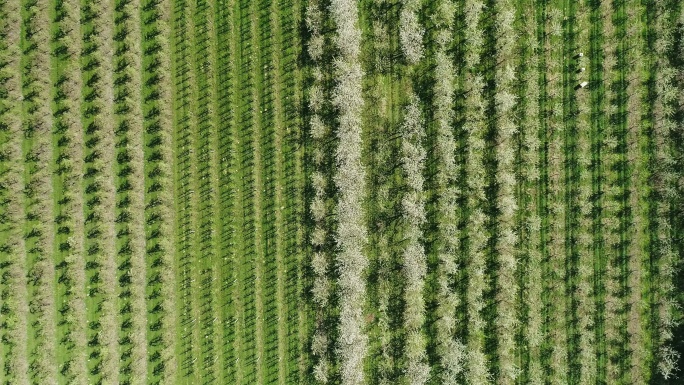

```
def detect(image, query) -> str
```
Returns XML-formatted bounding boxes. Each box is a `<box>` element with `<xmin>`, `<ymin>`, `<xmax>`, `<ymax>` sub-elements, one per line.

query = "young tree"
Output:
<box><xmin>86</xmin><ymin>0</ymin><xmax>120</xmax><ymax>381</ymax></box>
<box><xmin>307</xmin><ymin>2</ymin><xmax>332</xmax><ymax>382</ymax></box>
<box><xmin>515</xmin><ymin>7</ymin><xmax>545</xmax><ymax>383</ymax></box>
<box><xmin>599</xmin><ymin>1</ymin><xmax>625</xmax><ymax>381</ymax></box>
<box><xmin>492</xmin><ymin>1</ymin><xmax>519</xmax><ymax>383</ymax></box>
<box><xmin>622</xmin><ymin>1</ymin><xmax>649</xmax><ymax>382</ymax></box>
<box><xmin>463</xmin><ymin>0</ymin><xmax>492</xmax><ymax>382</ymax></box>
<box><xmin>544</xmin><ymin>7</ymin><xmax>568</xmax><ymax>383</ymax></box>
<box><xmin>400</xmin><ymin>95</ymin><xmax>429</xmax><ymax>385</ymax></box>
<box><xmin>330</xmin><ymin>1</ymin><xmax>368</xmax><ymax>383</ymax></box>
<box><xmin>653</xmin><ymin>0</ymin><xmax>681</xmax><ymax>379</ymax></box>
<box><xmin>115</xmin><ymin>0</ymin><xmax>148</xmax><ymax>382</ymax></box>
<box><xmin>573</xmin><ymin>2</ymin><xmax>597</xmax><ymax>383</ymax></box>
<box><xmin>306</xmin><ymin>2</ymin><xmax>324</xmax><ymax>62</ymax></box>
<box><xmin>399</xmin><ymin>0</ymin><xmax>424</xmax><ymax>64</ymax></box>
<box><xmin>52</xmin><ymin>0</ymin><xmax>89</xmax><ymax>382</ymax></box>
<box><xmin>22</xmin><ymin>0</ymin><xmax>58</xmax><ymax>382</ymax></box>
<box><xmin>429</xmin><ymin>5</ymin><xmax>467</xmax><ymax>381</ymax></box>
<box><xmin>0</xmin><ymin>2</ymin><xmax>30</xmax><ymax>383</ymax></box>
<box><xmin>141</xmin><ymin>0</ymin><xmax>178</xmax><ymax>381</ymax></box>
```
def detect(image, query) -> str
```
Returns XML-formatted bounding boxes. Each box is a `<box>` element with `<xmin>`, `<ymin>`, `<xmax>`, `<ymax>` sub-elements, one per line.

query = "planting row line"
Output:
<box><xmin>0</xmin><ymin>1</ymin><xmax>30</xmax><ymax>383</ymax></box>
<box><xmin>462</xmin><ymin>0</ymin><xmax>490</xmax><ymax>380</ymax></box>
<box><xmin>22</xmin><ymin>0</ymin><xmax>58</xmax><ymax>382</ymax></box>
<box><xmin>171</xmin><ymin>0</ymin><xmax>199</xmax><ymax>379</ymax></box>
<box><xmin>430</xmin><ymin>0</ymin><xmax>464</xmax><ymax>381</ymax></box>
<box><xmin>518</xmin><ymin>0</ymin><xmax>543</xmax><ymax>381</ymax></box>
<box><xmin>214</xmin><ymin>0</ymin><xmax>238</xmax><ymax>381</ymax></box>
<box><xmin>140</xmin><ymin>0</ymin><xmax>177</xmax><ymax>381</ymax></box>
<box><xmin>112</xmin><ymin>0</ymin><xmax>149</xmax><ymax>382</ymax></box>
<box><xmin>51</xmin><ymin>0</ymin><xmax>87</xmax><ymax>382</ymax></box>
<box><xmin>79</xmin><ymin>0</ymin><xmax>120</xmax><ymax>381</ymax></box>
